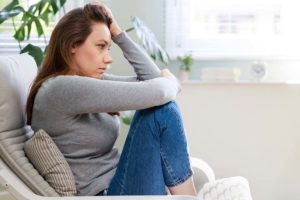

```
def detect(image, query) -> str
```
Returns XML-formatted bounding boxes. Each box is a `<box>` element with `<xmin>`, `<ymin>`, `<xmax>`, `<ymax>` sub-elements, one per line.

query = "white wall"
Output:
<box><xmin>175</xmin><ymin>83</ymin><xmax>300</xmax><ymax>200</ymax></box>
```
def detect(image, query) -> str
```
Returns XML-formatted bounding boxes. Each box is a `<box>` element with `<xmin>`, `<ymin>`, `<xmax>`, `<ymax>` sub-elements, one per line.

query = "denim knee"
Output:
<box><xmin>133</xmin><ymin>101</ymin><xmax>179</xmax><ymax>137</ymax></box>
<box><xmin>151</xmin><ymin>101</ymin><xmax>181</xmax><ymax>131</ymax></box>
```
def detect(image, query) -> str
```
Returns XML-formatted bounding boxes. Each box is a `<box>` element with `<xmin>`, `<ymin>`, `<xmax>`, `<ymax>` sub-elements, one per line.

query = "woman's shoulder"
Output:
<box><xmin>38</xmin><ymin>75</ymin><xmax>104</xmax><ymax>100</ymax></box>
<box><xmin>45</xmin><ymin>75</ymin><xmax>79</xmax><ymax>84</ymax></box>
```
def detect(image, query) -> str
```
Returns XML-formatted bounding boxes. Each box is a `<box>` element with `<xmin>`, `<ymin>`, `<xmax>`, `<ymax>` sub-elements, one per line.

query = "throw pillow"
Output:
<box><xmin>24</xmin><ymin>129</ymin><xmax>77</xmax><ymax>196</ymax></box>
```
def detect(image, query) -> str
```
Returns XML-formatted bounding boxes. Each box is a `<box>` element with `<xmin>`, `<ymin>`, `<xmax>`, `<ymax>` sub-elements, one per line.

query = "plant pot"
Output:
<box><xmin>178</xmin><ymin>70</ymin><xmax>189</xmax><ymax>82</ymax></box>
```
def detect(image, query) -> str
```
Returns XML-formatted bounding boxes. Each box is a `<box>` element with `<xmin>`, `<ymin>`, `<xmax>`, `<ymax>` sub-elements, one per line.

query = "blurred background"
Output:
<box><xmin>1</xmin><ymin>0</ymin><xmax>300</xmax><ymax>83</ymax></box>
<box><xmin>1</xmin><ymin>1</ymin><xmax>300</xmax><ymax>200</ymax></box>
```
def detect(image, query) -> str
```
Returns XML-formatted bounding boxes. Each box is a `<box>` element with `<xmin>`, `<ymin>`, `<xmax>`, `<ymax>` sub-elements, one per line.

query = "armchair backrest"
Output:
<box><xmin>0</xmin><ymin>54</ymin><xmax>59</xmax><ymax>196</ymax></box>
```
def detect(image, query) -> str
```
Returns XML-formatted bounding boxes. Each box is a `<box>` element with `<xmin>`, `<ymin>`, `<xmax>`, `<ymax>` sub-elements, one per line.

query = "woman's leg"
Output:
<box><xmin>107</xmin><ymin>101</ymin><xmax>196</xmax><ymax>195</ymax></box>
<box><xmin>168</xmin><ymin>177</ymin><xmax>196</xmax><ymax>195</ymax></box>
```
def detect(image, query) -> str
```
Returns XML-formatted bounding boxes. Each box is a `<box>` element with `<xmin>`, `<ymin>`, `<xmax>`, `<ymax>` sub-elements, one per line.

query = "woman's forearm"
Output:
<box><xmin>112</xmin><ymin>32</ymin><xmax>161</xmax><ymax>81</ymax></box>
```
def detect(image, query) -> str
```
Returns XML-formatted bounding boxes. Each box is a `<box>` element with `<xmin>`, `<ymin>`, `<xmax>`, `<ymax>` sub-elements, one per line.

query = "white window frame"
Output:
<box><xmin>165</xmin><ymin>0</ymin><xmax>300</xmax><ymax>60</ymax></box>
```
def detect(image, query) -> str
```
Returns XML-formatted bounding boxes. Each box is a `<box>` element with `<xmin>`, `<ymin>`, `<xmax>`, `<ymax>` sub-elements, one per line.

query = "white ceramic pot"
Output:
<box><xmin>178</xmin><ymin>70</ymin><xmax>189</xmax><ymax>82</ymax></box>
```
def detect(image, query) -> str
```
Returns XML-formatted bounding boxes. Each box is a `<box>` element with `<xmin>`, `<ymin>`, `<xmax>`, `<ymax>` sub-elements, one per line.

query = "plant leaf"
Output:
<box><xmin>21</xmin><ymin>11</ymin><xmax>29</xmax><ymax>21</ymax></box>
<box><xmin>131</xmin><ymin>16</ymin><xmax>169</xmax><ymax>65</ymax></box>
<box><xmin>26</xmin><ymin>20</ymin><xmax>33</xmax><ymax>40</ymax></box>
<box><xmin>33</xmin><ymin>17</ymin><xmax>44</xmax><ymax>36</ymax></box>
<box><xmin>158</xmin><ymin>45</ymin><xmax>169</xmax><ymax>65</ymax></box>
<box><xmin>0</xmin><ymin>5</ymin><xmax>24</xmax><ymax>24</ymax></box>
<box><xmin>50</xmin><ymin>0</ymin><xmax>59</xmax><ymax>14</ymax></box>
<box><xmin>1</xmin><ymin>0</ymin><xmax>19</xmax><ymax>12</ymax></box>
<box><xmin>120</xmin><ymin>111</ymin><xmax>135</xmax><ymax>125</ymax></box>
<box><xmin>59</xmin><ymin>0</ymin><xmax>67</xmax><ymax>7</ymax></box>
<box><xmin>44</xmin><ymin>45</ymin><xmax>48</xmax><ymax>54</ymax></box>
<box><xmin>14</xmin><ymin>24</ymin><xmax>25</xmax><ymax>41</ymax></box>
<box><xmin>20</xmin><ymin>44</ymin><xmax>44</xmax><ymax>66</ymax></box>
<box><xmin>0</xmin><ymin>10</ymin><xmax>19</xmax><ymax>23</ymax></box>
<box><xmin>28</xmin><ymin>4</ymin><xmax>35</xmax><ymax>13</ymax></box>
<box><xmin>38</xmin><ymin>0</ymin><xmax>47</xmax><ymax>15</ymax></box>
<box><xmin>40</xmin><ymin>11</ymin><xmax>49</xmax><ymax>25</ymax></box>
<box><xmin>125</xmin><ymin>27</ymin><xmax>134</xmax><ymax>32</ymax></box>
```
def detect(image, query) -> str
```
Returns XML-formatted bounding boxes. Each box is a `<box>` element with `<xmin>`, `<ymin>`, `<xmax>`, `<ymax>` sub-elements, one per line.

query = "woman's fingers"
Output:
<box><xmin>91</xmin><ymin>1</ymin><xmax>113</xmax><ymax>17</ymax></box>
<box><xmin>161</xmin><ymin>69</ymin><xmax>173</xmax><ymax>77</ymax></box>
<box><xmin>90</xmin><ymin>0</ymin><xmax>122</xmax><ymax>37</ymax></box>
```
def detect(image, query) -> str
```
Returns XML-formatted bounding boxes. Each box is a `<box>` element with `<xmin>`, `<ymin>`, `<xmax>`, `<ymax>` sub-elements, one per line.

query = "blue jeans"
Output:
<box><xmin>107</xmin><ymin>101</ymin><xmax>192</xmax><ymax>195</ymax></box>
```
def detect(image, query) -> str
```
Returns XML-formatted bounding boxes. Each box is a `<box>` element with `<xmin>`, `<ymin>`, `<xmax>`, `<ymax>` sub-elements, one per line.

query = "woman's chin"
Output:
<box><xmin>91</xmin><ymin>74</ymin><xmax>103</xmax><ymax>79</ymax></box>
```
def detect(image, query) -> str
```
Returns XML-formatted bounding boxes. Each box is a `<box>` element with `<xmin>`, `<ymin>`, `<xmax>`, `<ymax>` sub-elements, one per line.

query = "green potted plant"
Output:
<box><xmin>177</xmin><ymin>54</ymin><xmax>193</xmax><ymax>82</ymax></box>
<box><xmin>0</xmin><ymin>0</ymin><xmax>66</xmax><ymax>66</ymax></box>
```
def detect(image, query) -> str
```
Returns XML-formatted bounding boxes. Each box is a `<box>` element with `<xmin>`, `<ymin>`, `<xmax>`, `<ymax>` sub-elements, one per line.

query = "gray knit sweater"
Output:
<box><xmin>31</xmin><ymin>32</ymin><xmax>180</xmax><ymax>196</ymax></box>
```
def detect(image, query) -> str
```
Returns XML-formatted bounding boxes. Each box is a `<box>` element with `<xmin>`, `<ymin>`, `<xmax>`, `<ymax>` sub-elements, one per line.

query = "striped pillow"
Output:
<box><xmin>24</xmin><ymin>129</ymin><xmax>77</xmax><ymax>196</ymax></box>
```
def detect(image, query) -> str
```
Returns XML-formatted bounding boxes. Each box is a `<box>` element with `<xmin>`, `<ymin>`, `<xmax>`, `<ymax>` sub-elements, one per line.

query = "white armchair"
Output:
<box><xmin>0</xmin><ymin>54</ymin><xmax>216</xmax><ymax>200</ymax></box>
<box><xmin>0</xmin><ymin>54</ymin><xmax>251</xmax><ymax>200</ymax></box>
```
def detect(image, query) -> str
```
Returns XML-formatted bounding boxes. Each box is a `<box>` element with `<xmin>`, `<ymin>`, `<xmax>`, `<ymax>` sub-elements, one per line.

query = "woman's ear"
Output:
<box><xmin>71</xmin><ymin>43</ymin><xmax>78</xmax><ymax>54</ymax></box>
<box><xmin>71</xmin><ymin>46</ymin><xmax>77</xmax><ymax>54</ymax></box>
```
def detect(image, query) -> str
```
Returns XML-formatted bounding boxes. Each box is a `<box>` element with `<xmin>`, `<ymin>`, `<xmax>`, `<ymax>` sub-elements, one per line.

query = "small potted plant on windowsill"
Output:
<box><xmin>177</xmin><ymin>54</ymin><xmax>193</xmax><ymax>82</ymax></box>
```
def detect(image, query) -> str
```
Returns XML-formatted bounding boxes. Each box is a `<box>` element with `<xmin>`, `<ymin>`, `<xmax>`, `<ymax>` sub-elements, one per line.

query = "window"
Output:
<box><xmin>165</xmin><ymin>0</ymin><xmax>300</xmax><ymax>60</ymax></box>
<box><xmin>0</xmin><ymin>0</ymin><xmax>87</xmax><ymax>55</ymax></box>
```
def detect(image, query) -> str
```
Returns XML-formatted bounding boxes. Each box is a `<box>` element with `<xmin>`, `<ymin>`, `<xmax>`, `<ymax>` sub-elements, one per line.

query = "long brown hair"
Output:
<box><xmin>26</xmin><ymin>4</ymin><xmax>112</xmax><ymax>125</ymax></box>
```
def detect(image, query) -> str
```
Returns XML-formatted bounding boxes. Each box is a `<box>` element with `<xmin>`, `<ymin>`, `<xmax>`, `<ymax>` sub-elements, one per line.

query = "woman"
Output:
<box><xmin>26</xmin><ymin>2</ymin><xmax>197</xmax><ymax>197</ymax></box>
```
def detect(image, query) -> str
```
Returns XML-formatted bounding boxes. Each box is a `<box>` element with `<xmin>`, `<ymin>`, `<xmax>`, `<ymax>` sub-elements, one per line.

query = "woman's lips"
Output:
<box><xmin>97</xmin><ymin>68</ymin><xmax>106</xmax><ymax>73</ymax></box>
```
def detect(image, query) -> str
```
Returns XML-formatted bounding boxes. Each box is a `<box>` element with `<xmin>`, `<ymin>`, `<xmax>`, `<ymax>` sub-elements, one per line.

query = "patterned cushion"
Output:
<box><xmin>24</xmin><ymin>129</ymin><xmax>77</xmax><ymax>196</ymax></box>
<box><xmin>197</xmin><ymin>176</ymin><xmax>252</xmax><ymax>200</ymax></box>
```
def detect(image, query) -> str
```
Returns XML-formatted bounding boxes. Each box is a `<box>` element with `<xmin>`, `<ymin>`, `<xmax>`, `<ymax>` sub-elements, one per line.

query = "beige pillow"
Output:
<box><xmin>24</xmin><ymin>129</ymin><xmax>77</xmax><ymax>196</ymax></box>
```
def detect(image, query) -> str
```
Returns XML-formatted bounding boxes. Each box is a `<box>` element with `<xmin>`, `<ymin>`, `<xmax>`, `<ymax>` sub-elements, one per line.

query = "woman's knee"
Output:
<box><xmin>155</xmin><ymin>101</ymin><xmax>181</xmax><ymax>119</ymax></box>
<box><xmin>130</xmin><ymin>101</ymin><xmax>182</xmax><ymax>132</ymax></box>
<box><xmin>156</xmin><ymin>101</ymin><xmax>178</xmax><ymax>111</ymax></box>
<box><xmin>135</xmin><ymin>101</ymin><xmax>179</xmax><ymax>119</ymax></box>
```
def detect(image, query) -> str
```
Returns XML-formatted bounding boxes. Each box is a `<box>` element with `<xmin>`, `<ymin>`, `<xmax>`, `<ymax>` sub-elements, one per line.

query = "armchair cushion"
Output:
<box><xmin>24</xmin><ymin>129</ymin><xmax>77</xmax><ymax>196</ymax></box>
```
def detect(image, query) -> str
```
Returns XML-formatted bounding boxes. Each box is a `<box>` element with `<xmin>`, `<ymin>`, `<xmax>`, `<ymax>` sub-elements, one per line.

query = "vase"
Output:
<box><xmin>178</xmin><ymin>70</ymin><xmax>189</xmax><ymax>82</ymax></box>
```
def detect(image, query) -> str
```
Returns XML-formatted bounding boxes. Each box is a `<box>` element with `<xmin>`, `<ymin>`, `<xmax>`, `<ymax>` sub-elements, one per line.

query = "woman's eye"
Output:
<box><xmin>97</xmin><ymin>44</ymin><xmax>105</xmax><ymax>49</ymax></box>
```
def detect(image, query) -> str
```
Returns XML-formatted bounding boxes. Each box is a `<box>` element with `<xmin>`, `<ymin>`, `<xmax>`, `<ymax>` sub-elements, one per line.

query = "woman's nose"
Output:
<box><xmin>104</xmin><ymin>53</ymin><xmax>112</xmax><ymax>64</ymax></box>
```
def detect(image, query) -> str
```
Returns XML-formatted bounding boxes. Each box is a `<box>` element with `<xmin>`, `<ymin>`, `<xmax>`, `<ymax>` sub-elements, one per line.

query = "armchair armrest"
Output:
<box><xmin>190</xmin><ymin>157</ymin><xmax>215</xmax><ymax>182</ymax></box>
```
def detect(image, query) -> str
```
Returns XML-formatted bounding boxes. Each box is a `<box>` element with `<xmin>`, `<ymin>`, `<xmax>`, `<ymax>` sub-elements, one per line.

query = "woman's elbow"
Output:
<box><xmin>157</xmin><ymin>87</ymin><xmax>177</xmax><ymax>104</ymax></box>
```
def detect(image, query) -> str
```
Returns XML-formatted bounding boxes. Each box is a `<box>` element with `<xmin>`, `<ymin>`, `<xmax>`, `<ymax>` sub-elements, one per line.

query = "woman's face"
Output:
<box><xmin>71</xmin><ymin>22</ymin><xmax>112</xmax><ymax>79</ymax></box>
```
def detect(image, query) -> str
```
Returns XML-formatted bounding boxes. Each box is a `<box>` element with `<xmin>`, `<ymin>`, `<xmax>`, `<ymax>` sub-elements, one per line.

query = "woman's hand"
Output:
<box><xmin>161</xmin><ymin>69</ymin><xmax>181</xmax><ymax>95</ymax></box>
<box><xmin>90</xmin><ymin>0</ymin><xmax>123</xmax><ymax>37</ymax></box>
<box><xmin>161</xmin><ymin>69</ymin><xmax>174</xmax><ymax>78</ymax></box>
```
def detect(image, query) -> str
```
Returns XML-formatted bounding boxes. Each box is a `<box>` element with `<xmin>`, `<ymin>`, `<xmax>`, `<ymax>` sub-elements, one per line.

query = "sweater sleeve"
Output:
<box><xmin>111</xmin><ymin>32</ymin><xmax>161</xmax><ymax>81</ymax></box>
<box><xmin>45</xmin><ymin>75</ymin><xmax>180</xmax><ymax>115</ymax></box>
<box><xmin>103</xmin><ymin>73</ymin><xmax>138</xmax><ymax>82</ymax></box>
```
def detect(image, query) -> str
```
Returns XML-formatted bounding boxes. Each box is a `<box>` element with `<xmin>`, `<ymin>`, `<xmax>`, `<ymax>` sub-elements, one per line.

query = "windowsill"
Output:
<box><xmin>167</xmin><ymin>50</ymin><xmax>300</xmax><ymax>61</ymax></box>
<box><xmin>180</xmin><ymin>80</ymin><xmax>300</xmax><ymax>85</ymax></box>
